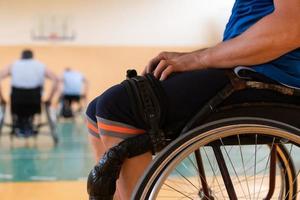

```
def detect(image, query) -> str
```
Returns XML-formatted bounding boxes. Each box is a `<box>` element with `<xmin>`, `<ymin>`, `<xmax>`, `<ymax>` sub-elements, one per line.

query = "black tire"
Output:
<box><xmin>0</xmin><ymin>104</ymin><xmax>5</xmax><ymax>136</ymax></box>
<box><xmin>44</xmin><ymin>104</ymin><xmax>59</xmax><ymax>145</ymax></box>
<box><xmin>276</xmin><ymin>144</ymin><xmax>298</xmax><ymax>200</ymax></box>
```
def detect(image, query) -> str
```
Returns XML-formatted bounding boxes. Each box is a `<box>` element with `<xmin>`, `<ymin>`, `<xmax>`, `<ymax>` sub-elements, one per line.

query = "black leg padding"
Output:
<box><xmin>87</xmin><ymin>134</ymin><xmax>152</xmax><ymax>200</ymax></box>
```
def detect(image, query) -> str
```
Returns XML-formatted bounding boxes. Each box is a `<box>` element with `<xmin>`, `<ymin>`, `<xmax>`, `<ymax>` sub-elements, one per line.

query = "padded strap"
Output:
<box><xmin>87</xmin><ymin>134</ymin><xmax>151</xmax><ymax>200</ymax></box>
<box><xmin>122</xmin><ymin>70</ymin><xmax>167</xmax><ymax>153</ymax></box>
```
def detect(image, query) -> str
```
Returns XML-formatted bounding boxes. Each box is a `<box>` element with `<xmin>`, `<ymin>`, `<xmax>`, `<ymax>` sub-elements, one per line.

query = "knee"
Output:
<box><xmin>86</xmin><ymin>97</ymin><xmax>98</xmax><ymax>122</ymax></box>
<box><xmin>96</xmin><ymin>84</ymin><xmax>130</xmax><ymax>120</ymax></box>
<box><xmin>88</xmin><ymin>84</ymin><xmax>145</xmax><ymax>139</ymax></box>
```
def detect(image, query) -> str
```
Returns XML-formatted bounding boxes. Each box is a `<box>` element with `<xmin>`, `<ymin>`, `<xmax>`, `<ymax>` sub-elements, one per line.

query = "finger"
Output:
<box><xmin>146</xmin><ymin>51</ymin><xmax>169</xmax><ymax>74</ymax></box>
<box><xmin>145</xmin><ymin>56</ymin><xmax>160</xmax><ymax>74</ymax></box>
<box><xmin>160</xmin><ymin>65</ymin><xmax>174</xmax><ymax>81</ymax></box>
<box><xmin>141</xmin><ymin>68</ymin><xmax>146</xmax><ymax>76</ymax></box>
<box><xmin>154</xmin><ymin>60</ymin><xmax>168</xmax><ymax>79</ymax></box>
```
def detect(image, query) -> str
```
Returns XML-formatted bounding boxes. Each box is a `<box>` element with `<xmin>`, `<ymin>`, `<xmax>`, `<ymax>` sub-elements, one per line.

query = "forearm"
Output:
<box><xmin>0</xmin><ymin>66</ymin><xmax>10</xmax><ymax>102</ymax></box>
<box><xmin>196</xmin><ymin>10</ymin><xmax>300</xmax><ymax>69</ymax></box>
<box><xmin>48</xmin><ymin>81</ymin><xmax>58</xmax><ymax>101</ymax></box>
<box><xmin>57</xmin><ymin>81</ymin><xmax>63</xmax><ymax>98</ymax></box>
<box><xmin>82</xmin><ymin>79</ymin><xmax>89</xmax><ymax>96</ymax></box>
<box><xmin>45</xmin><ymin>68</ymin><xmax>59</xmax><ymax>102</ymax></box>
<box><xmin>0</xmin><ymin>84</ymin><xmax>4</xmax><ymax>102</ymax></box>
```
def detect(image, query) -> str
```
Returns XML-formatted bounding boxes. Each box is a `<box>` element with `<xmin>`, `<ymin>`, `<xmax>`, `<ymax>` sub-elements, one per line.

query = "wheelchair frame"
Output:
<box><xmin>0</xmin><ymin>102</ymin><xmax>58</xmax><ymax>145</ymax></box>
<box><xmin>57</xmin><ymin>95</ymin><xmax>85</xmax><ymax>120</ymax></box>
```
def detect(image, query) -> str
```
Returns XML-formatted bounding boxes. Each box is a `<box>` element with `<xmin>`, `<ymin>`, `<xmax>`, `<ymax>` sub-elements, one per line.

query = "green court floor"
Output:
<box><xmin>2</xmin><ymin>121</ymin><xmax>300</xmax><ymax>183</ymax></box>
<box><xmin>1</xmin><ymin>119</ymin><xmax>300</xmax><ymax>200</ymax></box>
<box><xmin>0</xmin><ymin>121</ymin><xmax>94</xmax><ymax>182</ymax></box>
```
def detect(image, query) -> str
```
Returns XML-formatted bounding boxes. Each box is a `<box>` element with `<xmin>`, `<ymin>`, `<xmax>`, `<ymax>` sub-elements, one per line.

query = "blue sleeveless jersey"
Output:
<box><xmin>224</xmin><ymin>0</ymin><xmax>300</xmax><ymax>87</ymax></box>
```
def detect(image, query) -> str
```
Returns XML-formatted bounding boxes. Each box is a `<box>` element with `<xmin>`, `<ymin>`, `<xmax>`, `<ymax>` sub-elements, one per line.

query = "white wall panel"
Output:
<box><xmin>0</xmin><ymin>0</ymin><xmax>234</xmax><ymax>46</ymax></box>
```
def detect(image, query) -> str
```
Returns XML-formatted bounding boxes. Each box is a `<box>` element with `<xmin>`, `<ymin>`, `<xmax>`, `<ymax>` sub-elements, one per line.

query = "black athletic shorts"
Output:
<box><xmin>11</xmin><ymin>87</ymin><xmax>42</xmax><ymax>117</ymax></box>
<box><xmin>85</xmin><ymin>69</ymin><xmax>229</xmax><ymax>138</ymax></box>
<box><xmin>63</xmin><ymin>94</ymin><xmax>81</xmax><ymax>103</ymax></box>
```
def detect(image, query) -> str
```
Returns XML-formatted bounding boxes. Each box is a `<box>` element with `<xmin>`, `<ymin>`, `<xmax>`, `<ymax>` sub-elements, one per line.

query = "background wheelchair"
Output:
<box><xmin>57</xmin><ymin>94</ymin><xmax>85</xmax><ymax>120</ymax></box>
<box><xmin>0</xmin><ymin>101</ymin><xmax>58</xmax><ymax>146</ymax></box>
<box><xmin>132</xmin><ymin>72</ymin><xmax>300</xmax><ymax>200</ymax></box>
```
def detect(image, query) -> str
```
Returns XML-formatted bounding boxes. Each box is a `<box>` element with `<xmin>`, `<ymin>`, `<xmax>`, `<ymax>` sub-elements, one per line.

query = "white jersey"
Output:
<box><xmin>63</xmin><ymin>70</ymin><xmax>84</xmax><ymax>95</ymax></box>
<box><xmin>11</xmin><ymin>59</ymin><xmax>45</xmax><ymax>89</ymax></box>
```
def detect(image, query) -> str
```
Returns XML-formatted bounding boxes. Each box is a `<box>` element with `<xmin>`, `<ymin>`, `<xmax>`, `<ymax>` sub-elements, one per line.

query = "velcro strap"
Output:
<box><xmin>122</xmin><ymin>71</ymin><xmax>167</xmax><ymax>153</ymax></box>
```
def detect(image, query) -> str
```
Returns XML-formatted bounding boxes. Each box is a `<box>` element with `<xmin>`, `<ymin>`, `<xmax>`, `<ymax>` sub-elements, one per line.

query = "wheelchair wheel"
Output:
<box><xmin>0</xmin><ymin>103</ymin><xmax>6</xmax><ymax>136</ymax></box>
<box><xmin>133</xmin><ymin>118</ymin><xmax>299</xmax><ymax>200</ymax></box>
<box><xmin>44</xmin><ymin>104</ymin><xmax>59</xmax><ymax>145</ymax></box>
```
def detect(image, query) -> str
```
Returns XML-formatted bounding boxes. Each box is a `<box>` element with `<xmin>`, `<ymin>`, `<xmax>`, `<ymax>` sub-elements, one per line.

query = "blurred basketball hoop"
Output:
<box><xmin>48</xmin><ymin>32</ymin><xmax>59</xmax><ymax>41</ymax></box>
<box><xmin>31</xmin><ymin>15</ymin><xmax>76</xmax><ymax>42</ymax></box>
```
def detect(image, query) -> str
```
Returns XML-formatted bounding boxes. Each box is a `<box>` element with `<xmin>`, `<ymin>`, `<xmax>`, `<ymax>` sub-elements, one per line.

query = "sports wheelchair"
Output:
<box><xmin>132</xmin><ymin>71</ymin><xmax>300</xmax><ymax>200</ymax></box>
<box><xmin>57</xmin><ymin>94</ymin><xmax>85</xmax><ymax>120</ymax></box>
<box><xmin>0</xmin><ymin>101</ymin><xmax>58</xmax><ymax>146</ymax></box>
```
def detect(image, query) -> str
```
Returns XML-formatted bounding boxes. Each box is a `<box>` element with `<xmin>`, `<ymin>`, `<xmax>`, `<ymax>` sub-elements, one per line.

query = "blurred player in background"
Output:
<box><xmin>0</xmin><ymin>49</ymin><xmax>58</xmax><ymax>137</ymax></box>
<box><xmin>59</xmin><ymin>67</ymin><xmax>88</xmax><ymax>118</ymax></box>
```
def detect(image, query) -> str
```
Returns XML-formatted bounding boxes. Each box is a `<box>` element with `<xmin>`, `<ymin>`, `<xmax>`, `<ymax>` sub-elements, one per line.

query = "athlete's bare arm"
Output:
<box><xmin>150</xmin><ymin>0</ymin><xmax>300</xmax><ymax>80</ymax></box>
<box><xmin>82</xmin><ymin>78</ymin><xmax>89</xmax><ymax>100</ymax></box>
<box><xmin>45</xmin><ymin>68</ymin><xmax>59</xmax><ymax>103</ymax></box>
<box><xmin>57</xmin><ymin>77</ymin><xmax>64</xmax><ymax>100</ymax></box>
<box><xmin>0</xmin><ymin>65</ymin><xmax>11</xmax><ymax>103</ymax></box>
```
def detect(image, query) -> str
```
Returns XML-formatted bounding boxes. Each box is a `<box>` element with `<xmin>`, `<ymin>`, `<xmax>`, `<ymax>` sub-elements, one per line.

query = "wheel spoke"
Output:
<box><xmin>164</xmin><ymin>183</ymin><xmax>194</xmax><ymax>200</ymax></box>
<box><xmin>186</xmin><ymin>155</ymin><xmax>202</xmax><ymax>188</ymax></box>
<box><xmin>253</xmin><ymin>134</ymin><xmax>257</xmax><ymax>200</ymax></box>
<box><xmin>219</xmin><ymin>138</ymin><xmax>247</xmax><ymax>198</ymax></box>
<box><xmin>203</xmin><ymin>147</ymin><xmax>227</xmax><ymax>199</ymax></box>
<box><xmin>284</xmin><ymin>169</ymin><xmax>300</xmax><ymax>199</ymax></box>
<box><xmin>256</xmin><ymin>137</ymin><xmax>276</xmax><ymax>199</ymax></box>
<box><xmin>237</xmin><ymin>134</ymin><xmax>252</xmax><ymax>199</ymax></box>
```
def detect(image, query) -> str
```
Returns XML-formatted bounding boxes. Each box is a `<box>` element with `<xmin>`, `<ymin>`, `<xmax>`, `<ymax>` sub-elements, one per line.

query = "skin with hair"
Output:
<box><xmin>90</xmin><ymin>0</ymin><xmax>300</xmax><ymax>199</ymax></box>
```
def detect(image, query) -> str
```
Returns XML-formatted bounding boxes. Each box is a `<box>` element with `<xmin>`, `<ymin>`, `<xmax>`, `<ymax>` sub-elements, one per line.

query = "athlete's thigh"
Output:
<box><xmin>161</xmin><ymin>69</ymin><xmax>229</xmax><ymax>128</ymax></box>
<box><xmin>89</xmin><ymin>69</ymin><xmax>229</xmax><ymax>134</ymax></box>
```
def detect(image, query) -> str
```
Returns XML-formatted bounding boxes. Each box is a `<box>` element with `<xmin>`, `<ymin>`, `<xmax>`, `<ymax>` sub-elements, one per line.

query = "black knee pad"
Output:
<box><xmin>122</xmin><ymin>70</ymin><xmax>167</xmax><ymax>153</ymax></box>
<box><xmin>87</xmin><ymin>134</ymin><xmax>151</xmax><ymax>200</ymax></box>
<box><xmin>88</xmin><ymin>143</ymin><xmax>127</xmax><ymax>200</ymax></box>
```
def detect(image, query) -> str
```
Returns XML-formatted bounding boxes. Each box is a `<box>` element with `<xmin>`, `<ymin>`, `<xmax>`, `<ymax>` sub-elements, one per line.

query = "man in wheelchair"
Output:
<box><xmin>0</xmin><ymin>49</ymin><xmax>58</xmax><ymax>137</ymax></box>
<box><xmin>86</xmin><ymin>0</ymin><xmax>300</xmax><ymax>199</ymax></box>
<box><xmin>59</xmin><ymin>67</ymin><xmax>88</xmax><ymax>119</ymax></box>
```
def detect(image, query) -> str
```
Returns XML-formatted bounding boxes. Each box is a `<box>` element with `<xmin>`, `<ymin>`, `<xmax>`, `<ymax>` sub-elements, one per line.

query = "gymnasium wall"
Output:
<box><xmin>0</xmin><ymin>0</ymin><xmax>234</xmax><ymax>100</ymax></box>
<box><xmin>0</xmin><ymin>0</ymin><xmax>233</xmax><ymax>46</ymax></box>
<box><xmin>0</xmin><ymin>46</ymin><xmax>196</xmax><ymax>100</ymax></box>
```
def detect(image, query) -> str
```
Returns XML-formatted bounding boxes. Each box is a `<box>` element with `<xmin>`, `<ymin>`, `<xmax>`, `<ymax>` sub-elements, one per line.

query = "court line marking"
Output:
<box><xmin>77</xmin><ymin>177</ymin><xmax>87</xmax><ymax>181</ymax></box>
<box><xmin>0</xmin><ymin>173</ymin><xmax>13</xmax><ymax>180</ymax></box>
<box><xmin>30</xmin><ymin>176</ymin><xmax>58</xmax><ymax>181</ymax></box>
<box><xmin>0</xmin><ymin>152</ymin><xmax>93</xmax><ymax>160</ymax></box>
